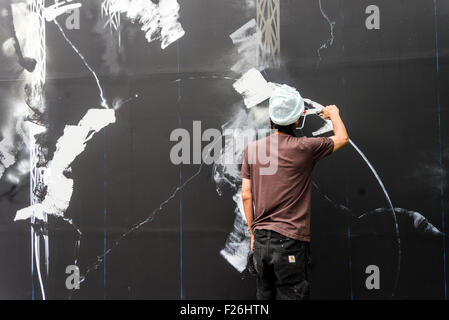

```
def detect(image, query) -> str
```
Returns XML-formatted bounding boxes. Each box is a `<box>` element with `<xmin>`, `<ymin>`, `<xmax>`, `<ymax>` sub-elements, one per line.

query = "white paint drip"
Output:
<box><xmin>317</xmin><ymin>0</ymin><xmax>335</xmax><ymax>62</ymax></box>
<box><xmin>103</xmin><ymin>0</ymin><xmax>185</xmax><ymax>49</ymax></box>
<box><xmin>15</xmin><ymin>108</ymin><xmax>116</xmax><ymax>221</ymax></box>
<box><xmin>54</xmin><ymin>20</ymin><xmax>108</xmax><ymax>109</ymax></box>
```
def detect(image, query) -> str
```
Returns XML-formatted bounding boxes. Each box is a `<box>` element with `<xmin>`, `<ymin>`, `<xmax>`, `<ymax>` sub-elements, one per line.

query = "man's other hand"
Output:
<box><xmin>321</xmin><ymin>105</ymin><xmax>340</xmax><ymax>120</ymax></box>
<box><xmin>251</xmin><ymin>233</ymin><xmax>255</xmax><ymax>252</ymax></box>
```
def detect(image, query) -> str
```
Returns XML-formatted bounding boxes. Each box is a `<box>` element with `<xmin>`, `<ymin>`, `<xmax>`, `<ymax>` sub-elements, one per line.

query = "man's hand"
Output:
<box><xmin>322</xmin><ymin>105</ymin><xmax>349</xmax><ymax>152</ymax></box>
<box><xmin>250</xmin><ymin>233</ymin><xmax>255</xmax><ymax>252</ymax></box>
<box><xmin>321</xmin><ymin>105</ymin><xmax>340</xmax><ymax>120</ymax></box>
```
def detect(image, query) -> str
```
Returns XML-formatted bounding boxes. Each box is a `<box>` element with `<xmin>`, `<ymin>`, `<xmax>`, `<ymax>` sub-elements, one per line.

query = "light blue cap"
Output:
<box><xmin>269</xmin><ymin>84</ymin><xmax>305</xmax><ymax>126</ymax></box>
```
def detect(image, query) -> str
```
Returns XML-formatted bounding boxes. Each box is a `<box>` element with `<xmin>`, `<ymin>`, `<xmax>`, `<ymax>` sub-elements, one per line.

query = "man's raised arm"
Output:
<box><xmin>322</xmin><ymin>105</ymin><xmax>349</xmax><ymax>152</ymax></box>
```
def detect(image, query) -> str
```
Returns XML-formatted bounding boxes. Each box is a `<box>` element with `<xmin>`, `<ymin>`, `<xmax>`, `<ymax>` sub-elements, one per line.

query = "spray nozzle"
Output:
<box><xmin>301</xmin><ymin>98</ymin><xmax>334</xmax><ymax>136</ymax></box>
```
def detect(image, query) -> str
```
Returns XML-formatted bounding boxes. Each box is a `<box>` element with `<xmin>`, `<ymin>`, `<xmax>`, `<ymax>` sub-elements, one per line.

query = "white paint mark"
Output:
<box><xmin>15</xmin><ymin>108</ymin><xmax>116</xmax><ymax>221</ymax></box>
<box><xmin>34</xmin><ymin>233</ymin><xmax>46</xmax><ymax>300</ymax></box>
<box><xmin>54</xmin><ymin>20</ymin><xmax>108</xmax><ymax>109</ymax></box>
<box><xmin>220</xmin><ymin>190</ymin><xmax>251</xmax><ymax>272</ymax></box>
<box><xmin>215</xmin><ymin>107</ymin><xmax>269</xmax><ymax>272</ymax></box>
<box><xmin>103</xmin><ymin>0</ymin><xmax>185</xmax><ymax>49</ymax></box>
<box><xmin>233</xmin><ymin>68</ymin><xmax>275</xmax><ymax>108</ymax></box>
<box><xmin>229</xmin><ymin>19</ymin><xmax>264</xmax><ymax>74</ymax></box>
<box><xmin>317</xmin><ymin>0</ymin><xmax>335</xmax><ymax>62</ymax></box>
<box><xmin>217</xmin><ymin>20</ymin><xmax>271</xmax><ymax>272</ymax></box>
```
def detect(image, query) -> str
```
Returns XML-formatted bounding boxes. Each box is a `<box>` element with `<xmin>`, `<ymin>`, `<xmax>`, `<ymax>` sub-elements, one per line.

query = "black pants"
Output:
<box><xmin>253</xmin><ymin>229</ymin><xmax>310</xmax><ymax>300</ymax></box>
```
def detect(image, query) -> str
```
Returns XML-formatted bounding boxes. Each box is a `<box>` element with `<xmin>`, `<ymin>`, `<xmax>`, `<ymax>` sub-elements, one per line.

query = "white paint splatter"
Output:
<box><xmin>214</xmin><ymin>106</ymin><xmax>270</xmax><ymax>272</ymax></box>
<box><xmin>229</xmin><ymin>19</ymin><xmax>264</xmax><ymax>74</ymax></box>
<box><xmin>220</xmin><ymin>190</ymin><xmax>251</xmax><ymax>272</ymax></box>
<box><xmin>15</xmin><ymin>108</ymin><xmax>116</xmax><ymax>221</ymax></box>
<box><xmin>103</xmin><ymin>0</ymin><xmax>185</xmax><ymax>49</ymax></box>
<box><xmin>232</xmin><ymin>68</ymin><xmax>276</xmax><ymax>109</ymax></box>
<box><xmin>216</xmin><ymin>19</ymin><xmax>271</xmax><ymax>272</ymax></box>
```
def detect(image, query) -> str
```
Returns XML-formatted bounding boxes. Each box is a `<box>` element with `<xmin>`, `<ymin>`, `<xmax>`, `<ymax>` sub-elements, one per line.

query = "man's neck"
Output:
<box><xmin>274</xmin><ymin>130</ymin><xmax>296</xmax><ymax>137</ymax></box>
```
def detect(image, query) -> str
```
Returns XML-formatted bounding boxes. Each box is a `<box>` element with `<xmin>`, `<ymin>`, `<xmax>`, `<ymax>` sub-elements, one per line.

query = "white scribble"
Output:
<box><xmin>229</xmin><ymin>19</ymin><xmax>264</xmax><ymax>73</ymax></box>
<box><xmin>101</xmin><ymin>0</ymin><xmax>185</xmax><ymax>49</ymax></box>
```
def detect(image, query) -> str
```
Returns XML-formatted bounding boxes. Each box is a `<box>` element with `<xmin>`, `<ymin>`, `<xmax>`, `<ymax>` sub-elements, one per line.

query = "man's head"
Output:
<box><xmin>269</xmin><ymin>84</ymin><xmax>304</xmax><ymax>135</ymax></box>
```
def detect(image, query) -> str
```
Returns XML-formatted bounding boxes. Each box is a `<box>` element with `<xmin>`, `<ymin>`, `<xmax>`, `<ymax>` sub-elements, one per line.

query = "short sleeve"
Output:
<box><xmin>241</xmin><ymin>146</ymin><xmax>251</xmax><ymax>179</ymax></box>
<box><xmin>309</xmin><ymin>137</ymin><xmax>334</xmax><ymax>163</ymax></box>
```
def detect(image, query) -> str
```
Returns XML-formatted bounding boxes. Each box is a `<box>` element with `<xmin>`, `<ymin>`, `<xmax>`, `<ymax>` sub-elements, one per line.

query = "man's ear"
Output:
<box><xmin>295</xmin><ymin>119</ymin><xmax>301</xmax><ymax>128</ymax></box>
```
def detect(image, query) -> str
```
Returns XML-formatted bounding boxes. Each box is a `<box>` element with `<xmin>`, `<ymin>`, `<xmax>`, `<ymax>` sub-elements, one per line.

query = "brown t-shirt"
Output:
<box><xmin>241</xmin><ymin>134</ymin><xmax>334</xmax><ymax>242</ymax></box>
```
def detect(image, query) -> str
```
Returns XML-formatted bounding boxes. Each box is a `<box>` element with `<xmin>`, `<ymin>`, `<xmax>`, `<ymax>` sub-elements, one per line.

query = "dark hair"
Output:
<box><xmin>270</xmin><ymin>120</ymin><xmax>297</xmax><ymax>136</ymax></box>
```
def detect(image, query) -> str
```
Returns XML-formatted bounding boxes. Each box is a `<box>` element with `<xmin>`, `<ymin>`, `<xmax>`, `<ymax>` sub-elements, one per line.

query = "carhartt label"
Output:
<box><xmin>288</xmin><ymin>255</ymin><xmax>295</xmax><ymax>263</ymax></box>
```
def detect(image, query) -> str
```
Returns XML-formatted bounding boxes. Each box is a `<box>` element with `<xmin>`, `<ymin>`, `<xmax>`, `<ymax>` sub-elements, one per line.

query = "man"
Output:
<box><xmin>241</xmin><ymin>84</ymin><xmax>349</xmax><ymax>300</ymax></box>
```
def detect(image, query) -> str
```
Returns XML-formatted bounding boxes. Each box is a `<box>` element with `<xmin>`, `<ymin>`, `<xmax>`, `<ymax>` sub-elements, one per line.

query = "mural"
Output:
<box><xmin>0</xmin><ymin>0</ymin><xmax>447</xmax><ymax>300</ymax></box>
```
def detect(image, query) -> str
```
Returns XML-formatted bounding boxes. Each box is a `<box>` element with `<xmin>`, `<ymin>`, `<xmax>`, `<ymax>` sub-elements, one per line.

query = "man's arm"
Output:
<box><xmin>241</xmin><ymin>178</ymin><xmax>255</xmax><ymax>251</ymax></box>
<box><xmin>322</xmin><ymin>105</ymin><xmax>349</xmax><ymax>152</ymax></box>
